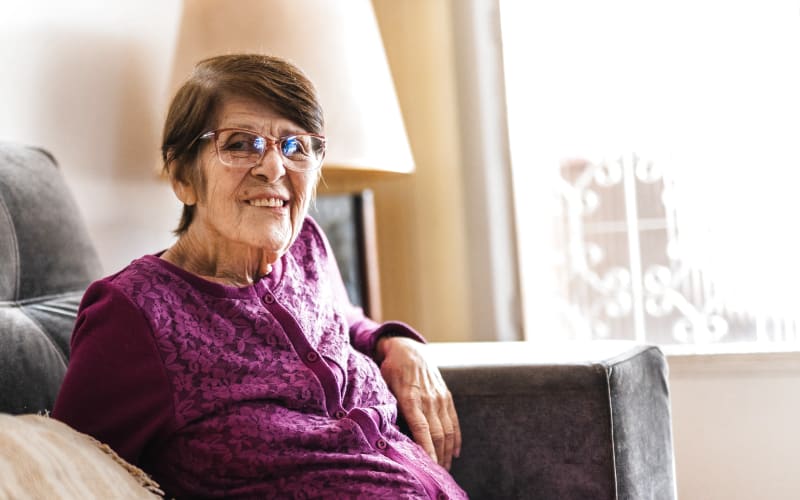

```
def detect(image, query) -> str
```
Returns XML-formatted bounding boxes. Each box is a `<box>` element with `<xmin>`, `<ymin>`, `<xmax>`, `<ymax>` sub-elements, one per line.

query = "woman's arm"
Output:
<box><xmin>52</xmin><ymin>281</ymin><xmax>174</xmax><ymax>466</ymax></box>
<box><xmin>311</xmin><ymin>217</ymin><xmax>462</xmax><ymax>470</ymax></box>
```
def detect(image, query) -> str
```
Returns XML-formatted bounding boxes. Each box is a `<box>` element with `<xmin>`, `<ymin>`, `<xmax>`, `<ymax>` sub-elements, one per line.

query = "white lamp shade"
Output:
<box><xmin>170</xmin><ymin>0</ymin><xmax>414</xmax><ymax>175</ymax></box>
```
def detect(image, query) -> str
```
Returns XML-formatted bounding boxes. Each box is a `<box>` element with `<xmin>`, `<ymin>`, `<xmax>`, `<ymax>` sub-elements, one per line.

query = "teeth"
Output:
<box><xmin>248</xmin><ymin>198</ymin><xmax>284</xmax><ymax>207</ymax></box>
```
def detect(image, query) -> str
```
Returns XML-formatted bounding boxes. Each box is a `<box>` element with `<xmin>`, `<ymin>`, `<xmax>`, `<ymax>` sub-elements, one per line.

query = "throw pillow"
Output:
<box><xmin>0</xmin><ymin>413</ymin><xmax>163</xmax><ymax>499</ymax></box>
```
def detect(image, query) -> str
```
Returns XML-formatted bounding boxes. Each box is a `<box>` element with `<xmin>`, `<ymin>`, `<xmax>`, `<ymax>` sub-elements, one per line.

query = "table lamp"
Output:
<box><xmin>169</xmin><ymin>0</ymin><xmax>414</xmax><ymax>180</ymax></box>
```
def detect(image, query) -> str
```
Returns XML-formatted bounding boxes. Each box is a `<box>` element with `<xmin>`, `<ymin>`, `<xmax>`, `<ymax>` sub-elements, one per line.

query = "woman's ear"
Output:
<box><xmin>171</xmin><ymin>176</ymin><xmax>198</xmax><ymax>206</ymax></box>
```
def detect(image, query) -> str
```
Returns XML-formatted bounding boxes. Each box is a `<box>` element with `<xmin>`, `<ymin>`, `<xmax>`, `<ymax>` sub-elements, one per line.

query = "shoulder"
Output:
<box><xmin>290</xmin><ymin>216</ymin><xmax>333</xmax><ymax>261</ymax></box>
<box><xmin>78</xmin><ymin>255</ymin><xmax>172</xmax><ymax>316</ymax></box>
<box><xmin>71</xmin><ymin>271</ymin><xmax>155</xmax><ymax>353</ymax></box>
<box><xmin>298</xmin><ymin>215</ymin><xmax>328</xmax><ymax>246</ymax></box>
<box><xmin>107</xmin><ymin>254</ymin><xmax>167</xmax><ymax>287</ymax></box>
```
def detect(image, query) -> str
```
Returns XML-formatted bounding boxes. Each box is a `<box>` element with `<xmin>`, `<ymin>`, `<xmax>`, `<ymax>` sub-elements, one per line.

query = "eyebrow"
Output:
<box><xmin>226</xmin><ymin>123</ymin><xmax>259</xmax><ymax>131</ymax></box>
<box><xmin>223</xmin><ymin>124</ymin><xmax>306</xmax><ymax>137</ymax></box>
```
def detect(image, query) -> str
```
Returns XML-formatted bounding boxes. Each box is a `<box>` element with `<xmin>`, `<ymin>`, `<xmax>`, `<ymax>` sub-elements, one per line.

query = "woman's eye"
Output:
<box><xmin>282</xmin><ymin>137</ymin><xmax>301</xmax><ymax>156</ymax></box>
<box><xmin>225</xmin><ymin>140</ymin><xmax>248</xmax><ymax>151</ymax></box>
<box><xmin>224</xmin><ymin>134</ymin><xmax>263</xmax><ymax>153</ymax></box>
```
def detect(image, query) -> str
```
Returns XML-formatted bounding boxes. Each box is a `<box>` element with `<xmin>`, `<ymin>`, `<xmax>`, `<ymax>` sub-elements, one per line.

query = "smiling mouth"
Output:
<box><xmin>248</xmin><ymin>198</ymin><xmax>287</xmax><ymax>208</ymax></box>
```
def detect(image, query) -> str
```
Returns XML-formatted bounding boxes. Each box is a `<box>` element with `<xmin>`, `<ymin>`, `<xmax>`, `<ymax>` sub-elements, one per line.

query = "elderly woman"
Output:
<box><xmin>53</xmin><ymin>54</ymin><xmax>467</xmax><ymax>499</ymax></box>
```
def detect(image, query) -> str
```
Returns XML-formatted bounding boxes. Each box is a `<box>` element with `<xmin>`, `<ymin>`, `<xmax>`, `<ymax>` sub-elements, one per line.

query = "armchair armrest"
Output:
<box><xmin>427</xmin><ymin>341</ymin><xmax>677</xmax><ymax>500</ymax></box>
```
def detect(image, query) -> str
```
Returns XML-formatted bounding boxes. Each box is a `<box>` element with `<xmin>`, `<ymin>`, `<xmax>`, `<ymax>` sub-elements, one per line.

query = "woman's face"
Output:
<box><xmin>183</xmin><ymin>96</ymin><xmax>319</xmax><ymax>260</ymax></box>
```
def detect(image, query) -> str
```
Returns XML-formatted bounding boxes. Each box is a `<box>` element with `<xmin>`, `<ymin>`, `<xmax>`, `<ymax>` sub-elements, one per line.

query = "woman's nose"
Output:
<box><xmin>251</xmin><ymin>145</ymin><xmax>286</xmax><ymax>182</ymax></box>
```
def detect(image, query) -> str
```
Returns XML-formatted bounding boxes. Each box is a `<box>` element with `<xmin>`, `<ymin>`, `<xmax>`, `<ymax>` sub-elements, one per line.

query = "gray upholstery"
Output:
<box><xmin>0</xmin><ymin>143</ymin><xmax>101</xmax><ymax>414</ymax></box>
<box><xmin>433</xmin><ymin>342</ymin><xmax>676</xmax><ymax>499</ymax></box>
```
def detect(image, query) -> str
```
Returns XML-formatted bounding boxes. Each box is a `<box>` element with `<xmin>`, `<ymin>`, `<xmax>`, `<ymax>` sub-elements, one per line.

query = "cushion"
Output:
<box><xmin>0</xmin><ymin>414</ymin><xmax>162</xmax><ymax>499</ymax></box>
<box><xmin>0</xmin><ymin>143</ymin><xmax>102</xmax><ymax>302</ymax></box>
<box><xmin>0</xmin><ymin>143</ymin><xmax>103</xmax><ymax>414</ymax></box>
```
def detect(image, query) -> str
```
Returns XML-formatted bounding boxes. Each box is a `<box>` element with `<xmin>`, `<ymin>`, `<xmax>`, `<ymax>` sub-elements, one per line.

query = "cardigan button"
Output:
<box><xmin>437</xmin><ymin>493</ymin><xmax>448</xmax><ymax>500</ymax></box>
<box><xmin>305</xmin><ymin>351</ymin><xmax>319</xmax><ymax>363</ymax></box>
<box><xmin>375</xmin><ymin>438</ymin><xmax>387</xmax><ymax>450</ymax></box>
<box><xmin>334</xmin><ymin>410</ymin><xmax>346</xmax><ymax>419</ymax></box>
<box><xmin>263</xmin><ymin>294</ymin><xmax>274</xmax><ymax>304</ymax></box>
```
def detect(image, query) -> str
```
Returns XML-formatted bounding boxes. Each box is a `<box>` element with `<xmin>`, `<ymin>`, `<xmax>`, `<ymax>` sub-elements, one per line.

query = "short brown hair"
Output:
<box><xmin>161</xmin><ymin>54</ymin><xmax>325</xmax><ymax>235</ymax></box>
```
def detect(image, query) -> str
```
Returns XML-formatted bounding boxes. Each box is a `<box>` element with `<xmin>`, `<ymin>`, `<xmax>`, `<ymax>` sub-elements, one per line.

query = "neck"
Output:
<box><xmin>162</xmin><ymin>228</ymin><xmax>275</xmax><ymax>287</ymax></box>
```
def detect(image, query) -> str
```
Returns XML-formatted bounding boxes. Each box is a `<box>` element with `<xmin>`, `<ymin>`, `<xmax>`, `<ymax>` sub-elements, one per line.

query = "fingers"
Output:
<box><xmin>438</xmin><ymin>404</ymin><xmax>454</xmax><ymax>470</ymax></box>
<box><xmin>433</xmin><ymin>389</ymin><xmax>460</xmax><ymax>469</ymax></box>
<box><xmin>448</xmin><ymin>391</ymin><xmax>462</xmax><ymax>460</ymax></box>
<box><xmin>400</xmin><ymin>395</ymin><xmax>438</xmax><ymax>463</ymax></box>
<box><xmin>424</xmin><ymin>397</ymin><xmax>446</xmax><ymax>468</ymax></box>
<box><xmin>416</xmin><ymin>387</ymin><xmax>457</xmax><ymax>470</ymax></box>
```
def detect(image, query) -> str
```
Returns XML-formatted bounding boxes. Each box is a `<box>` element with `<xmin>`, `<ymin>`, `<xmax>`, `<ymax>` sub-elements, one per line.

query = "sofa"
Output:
<box><xmin>0</xmin><ymin>142</ymin><xmax>677</xmax><ymax>499</ymax></box>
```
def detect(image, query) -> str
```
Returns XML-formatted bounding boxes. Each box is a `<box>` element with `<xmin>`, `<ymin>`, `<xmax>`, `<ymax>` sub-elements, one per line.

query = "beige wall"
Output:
<box><xmin>368</xmin><ymin>0</ymin><xmax>471</xmax><ymax>342</ymax></box>
<box><xmin>668</xmin><ymin>353</ymin><xmax>800</xmax><ymax>500</ymax></box>
<box><xmin>0</xmin><ymin>1</ymin><xmax>182</xmax><ymax>274</ymax></box>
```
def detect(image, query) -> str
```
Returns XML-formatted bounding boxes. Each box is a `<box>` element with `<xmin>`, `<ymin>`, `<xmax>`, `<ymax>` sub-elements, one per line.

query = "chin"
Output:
<box><xmin>254</xmin><ymin>214</ymin><xmax>304</xmax><ymax>254</ymax></box>
<box><xmin>257</xmin><ymin>229</ymin><xmax>292</xmax><ymax>254</ymax></box>
<box><xmin>254</xmin><ymin>235</ymin><xmax>287</xmax><ymax>252</ymax></box>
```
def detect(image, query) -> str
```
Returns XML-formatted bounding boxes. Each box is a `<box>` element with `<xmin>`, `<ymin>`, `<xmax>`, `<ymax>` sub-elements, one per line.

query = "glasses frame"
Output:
<box><xmin>194</xmin><ymin>127</ymin><xmax>326</xmax><ymax>172</ymax></box>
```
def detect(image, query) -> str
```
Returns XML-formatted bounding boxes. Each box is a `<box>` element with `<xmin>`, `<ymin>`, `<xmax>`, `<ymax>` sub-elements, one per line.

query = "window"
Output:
<box><xmin>500</xmin><ymin>0</ymin><xmax>800</xmax><ymax>348</ymax></box>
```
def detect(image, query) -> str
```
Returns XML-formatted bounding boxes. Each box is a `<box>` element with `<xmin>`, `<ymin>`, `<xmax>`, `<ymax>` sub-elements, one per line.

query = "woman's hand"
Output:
<box><xmin>376</xmin><ymin>336</ymin><xmax>461</xmax><ymax>470</ymax></box>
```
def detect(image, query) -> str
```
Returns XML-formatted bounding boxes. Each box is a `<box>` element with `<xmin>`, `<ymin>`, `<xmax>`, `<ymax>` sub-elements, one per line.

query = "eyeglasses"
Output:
<box><xmin>196</xmin><ymin>128</ymin><xmax>326</xmax><ymax>171</ymax></box>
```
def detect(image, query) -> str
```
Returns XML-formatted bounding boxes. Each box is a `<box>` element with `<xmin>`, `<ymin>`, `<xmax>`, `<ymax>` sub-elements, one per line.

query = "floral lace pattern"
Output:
<box><xmin>109</xmin><ymin>218</ymin><xmax>466</xmax><ymax>499</ymax></box>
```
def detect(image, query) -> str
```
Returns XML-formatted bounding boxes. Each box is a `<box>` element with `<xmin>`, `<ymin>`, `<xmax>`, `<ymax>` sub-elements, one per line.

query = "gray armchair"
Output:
<box><xmin>0</xmin><ymin>142</ymin><xmax>676</xmax><ymax>499</ymax></box>
<box><xmin>432</xmin><ymin>342</ymin><xmax>676</xmax><ymax>499</ymax></box>
<box><xmin>0</xmin><ymin>142</ymin><xmax>101</xmax><ymax>414</ymax></box>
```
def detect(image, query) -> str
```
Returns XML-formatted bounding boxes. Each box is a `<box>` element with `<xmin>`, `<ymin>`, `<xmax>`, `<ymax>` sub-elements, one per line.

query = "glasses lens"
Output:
<box><xmin>212</xmin><ymin>130</ymin><xmax>325</xmax><ymax>170</ymax></box>
<box><xmin>216</xmin><ymin>130</ymin><xmax>265</xmax><ymax>167</ymax></box>
<box><xmin>281</xmin><ymin>135</ymin><xmax>325</xmax><ymax>166</ymax></box>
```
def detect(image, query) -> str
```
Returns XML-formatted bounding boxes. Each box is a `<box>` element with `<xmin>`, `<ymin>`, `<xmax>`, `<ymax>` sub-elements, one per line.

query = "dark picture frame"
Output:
<box><xmin>310</xmin><ymin>190</ymin><xmax>382</xmax><ymax>320</ymax></box>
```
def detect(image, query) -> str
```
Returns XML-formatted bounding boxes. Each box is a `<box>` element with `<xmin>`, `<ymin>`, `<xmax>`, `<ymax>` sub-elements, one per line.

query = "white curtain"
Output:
<box><xmin>500</xmin><ymin>0</ymin><xmax>800</xmax><ymax>346</ymax></box>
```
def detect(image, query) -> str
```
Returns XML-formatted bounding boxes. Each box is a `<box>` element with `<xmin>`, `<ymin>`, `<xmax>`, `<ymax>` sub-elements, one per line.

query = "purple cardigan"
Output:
<box><xmin>53</xmin><ymin>217</ymin><xmax>467</xmax><ymax>499</ymax></box>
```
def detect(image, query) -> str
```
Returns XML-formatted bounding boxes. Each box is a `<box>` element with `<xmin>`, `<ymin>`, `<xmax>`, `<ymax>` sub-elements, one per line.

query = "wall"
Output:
<box><xmin>368</xmin><ymin>0</ymin><xmax>472</xmax><ymax>342</ymax></box>
<box><xmin>0</xmin><ymin>1</ymin><xmax>182</xmax><ymax>274</ymax></box>
<box><xmin>668</xmin><ymin>353</ymin><xmax>800</xmax><ymax>500</ymax></box>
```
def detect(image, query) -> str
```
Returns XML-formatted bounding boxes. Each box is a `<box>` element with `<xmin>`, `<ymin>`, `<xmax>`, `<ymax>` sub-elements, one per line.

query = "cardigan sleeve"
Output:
<box><xmin>52</xmin><ymin>279</ymin><xmax>175</xmax><ymax>466</ymax></box>
<box><xmin>306</xmin><ymin>217</ymin><xmax>426</xmax><ymax>358</ymax></box>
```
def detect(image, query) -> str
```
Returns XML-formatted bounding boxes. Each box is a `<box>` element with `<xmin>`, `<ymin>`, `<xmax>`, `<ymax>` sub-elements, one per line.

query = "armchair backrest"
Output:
<box><xmin>0</xmin><ymin>143</ymin><xmax>101</xmax><ymax>414</ymax></box>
